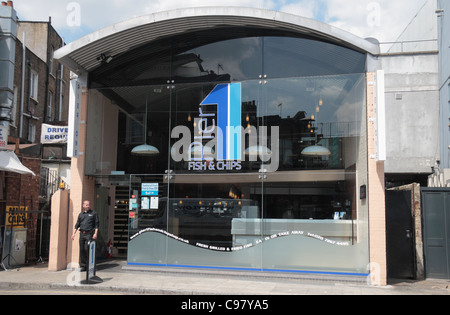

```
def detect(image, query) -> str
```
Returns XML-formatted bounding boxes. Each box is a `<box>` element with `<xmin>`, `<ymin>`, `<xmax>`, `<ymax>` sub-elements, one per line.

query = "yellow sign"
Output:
<box><xmin>6</xmin><ymin>206</ymin><xmax>28</xmax><ymax>228</ymax></box>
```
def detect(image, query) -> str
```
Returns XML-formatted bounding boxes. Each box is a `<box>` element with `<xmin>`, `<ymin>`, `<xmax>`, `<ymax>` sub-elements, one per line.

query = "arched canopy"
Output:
<box><xmin>55</xmin><ymin>7</ymin><xmax>379</xmax><ymax>74</ymax></box>
<box><xmin>55</xmin><ymin>7</ymin><xmax>378</xmax><ymax>116</ymax></box>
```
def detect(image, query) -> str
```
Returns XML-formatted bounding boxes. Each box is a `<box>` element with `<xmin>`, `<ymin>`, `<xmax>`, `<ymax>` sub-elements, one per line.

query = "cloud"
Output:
<box><xmin>324</xmin><ymin>0</ymin><xmax>429</xmax><ymax>42</ymax></box>
<box><xmin>14</xmin><ymin>0</ymin><xmax>277</xmax><ymax>42</ymax></box>
<box><xmin>276</xmin><ymin>0</ymin><xmax>317</xmax><ymax>19</ymax></box>
<box><xmin>12</xmin><ymin>0</ymin><xmax>429</xmax><ymax>44</ymax></box>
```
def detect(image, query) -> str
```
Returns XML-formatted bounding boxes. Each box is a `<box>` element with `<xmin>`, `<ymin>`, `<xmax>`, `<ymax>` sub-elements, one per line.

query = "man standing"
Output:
<box><xmin>72</xmin><ymin>200</ymin><xmax>99</xmax><ymax>271</ymax></box>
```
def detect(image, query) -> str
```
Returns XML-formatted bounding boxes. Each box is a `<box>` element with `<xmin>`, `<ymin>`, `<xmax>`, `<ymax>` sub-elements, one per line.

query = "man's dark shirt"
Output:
<box><xmin>75</xmin><ymin>209</ymin><xmax>99</xmax><ymax>231</ymax></box>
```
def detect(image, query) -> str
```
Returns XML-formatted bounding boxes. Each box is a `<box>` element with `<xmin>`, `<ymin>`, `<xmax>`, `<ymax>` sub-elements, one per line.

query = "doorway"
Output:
<box><xmin>94</xmin><ymin>185</ymin><xmax>110</xmax><ymax>257</ymax></box>
<box><xmin>385</xmin><ymin>190</ymin><xmax>416</xmax><ymax>280</ymax></box>
<box><xmin>421</xmin><ymin>188</ymin><xmax>450</xmax><ymax>279</ymax></box>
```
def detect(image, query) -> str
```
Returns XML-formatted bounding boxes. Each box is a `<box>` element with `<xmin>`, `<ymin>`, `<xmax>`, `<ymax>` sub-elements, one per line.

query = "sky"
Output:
<box><xmin>11</xmin><ymin>0</ymin><xmax>429</xmax><ymax>45</ymax></box>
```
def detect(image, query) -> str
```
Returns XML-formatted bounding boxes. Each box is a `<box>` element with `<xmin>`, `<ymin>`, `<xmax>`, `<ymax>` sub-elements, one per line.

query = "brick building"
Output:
<box><xmin>0</xmin><ymin>1</ymin><xmax>70</xmax><ymax>268</ymax></box>
<box><xmin>11</xmin><ymin>20</ymin><xmax>70</xmax><ymax>142</ymax></box>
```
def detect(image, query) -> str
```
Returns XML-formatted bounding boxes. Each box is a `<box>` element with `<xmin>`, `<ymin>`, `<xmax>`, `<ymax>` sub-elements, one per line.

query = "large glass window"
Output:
<box><xmin>91</xmin><ymin>34</ymin><xmax>369</xmax><ymax>276</ymax></box>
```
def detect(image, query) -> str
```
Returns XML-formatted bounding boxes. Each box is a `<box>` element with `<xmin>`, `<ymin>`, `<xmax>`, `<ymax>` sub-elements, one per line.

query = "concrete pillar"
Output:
<box><xmin>367</xmin><ymin>72</ymin><xmax>387</xmax><ymax>286</ymax></box>
<box><xmin>66</xmin><ymin>78</ymin><xmax>95</xmax><ymax>269</ymax></box>
<box><xmin>48</xmin><ymin>189</ymin><xmax>69</xmax><ymax>271</ymax></box>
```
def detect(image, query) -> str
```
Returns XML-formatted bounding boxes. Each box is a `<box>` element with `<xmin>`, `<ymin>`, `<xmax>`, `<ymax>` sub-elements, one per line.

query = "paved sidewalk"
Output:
<box><xmin>0</xmin><ymin>259</ymin><xmax>449</xmax><ymax>295</ymax></box>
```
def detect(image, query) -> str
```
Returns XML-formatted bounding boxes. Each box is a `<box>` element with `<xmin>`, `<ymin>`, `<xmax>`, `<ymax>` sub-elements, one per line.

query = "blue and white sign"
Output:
<box><xmin>41</xmin><ymin>124</ymin><xmax>68</xmax><ymax>144</ymax></box>
<box><xmin>87</xmin><ymin>240</ymin><xmax>96</xmax><ymax>281</ymax></box>
<box><xmin>142</xmin><ymin>183</ymin><xmax>159</xmax><ymax>196</ymax></box>
<box><xmin>200</xmin><ymin>83</ymin><xmax>242</xmax><ymax>161</ymax></box>
<box><xmin>68</xmin><ymin>80</ymin><xmax>82</xmax><ymax>158</ymax></box>
<box><xmin>170</xmin><ymin>82</ymin><xmax>280</xmax><ymax>172</ymax></box>
<box><xmin>0</xmin><ymin>124</ymin><xmax>8</xmax><ymax>150</ymax></box>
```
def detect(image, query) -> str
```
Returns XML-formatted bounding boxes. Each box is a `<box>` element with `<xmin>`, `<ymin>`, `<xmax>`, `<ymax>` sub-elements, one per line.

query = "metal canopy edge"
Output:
<box><xmin>55</xmin><ymin>7</ymin><xmax>380</xmax><ymax>73</ymax></box>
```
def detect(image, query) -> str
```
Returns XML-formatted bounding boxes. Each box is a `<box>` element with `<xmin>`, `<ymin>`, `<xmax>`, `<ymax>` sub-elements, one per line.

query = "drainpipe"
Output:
<box><xmin>59</xmin><ymin>64</ymin><xmax>64</xmax><ymax>121</ymax></box>
<box><xmin>19</xmin><ymin>31</ymin><xmax>25</xmax><ymax>138</ymax></box>
<box><xmin>43</xmin><ymin>17</ymin><xmax>51</xmax><ymax>123</ymax></box>
<box><xmin>0</xmin><ymin>1</ymin><xmax>17</xmax><ymax>145</ymax></box>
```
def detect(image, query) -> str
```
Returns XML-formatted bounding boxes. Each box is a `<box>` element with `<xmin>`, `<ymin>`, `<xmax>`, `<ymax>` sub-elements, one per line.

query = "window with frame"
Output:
<box><xmin>30</xmin><ymin>70</ymin><xmax>39</xmax><ymax>101</ymax></box>
<box><xmin>27</xmin><ymin>123</ymin><xmax>36</xmax><ymax>143</ymax></box>
<box><xmin>49</xmin><ymin>46</ymin><xmax>54</xmax><ymax>75</ymax></box>
<box><xmin>47</xmin><ymin>91</ymin><xmax>53</xmax><ymax>121</ymax></box>
<box><xmin>94</xmin><ymin>32</ymin><xmax>370</xmax><ymax>274</ymax></box>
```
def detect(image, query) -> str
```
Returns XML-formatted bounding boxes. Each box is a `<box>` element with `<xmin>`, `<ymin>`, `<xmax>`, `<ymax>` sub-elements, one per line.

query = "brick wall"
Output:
<box><xmin>366</xmin><ymin>72</ymin><xmax>387</xmax><ymax>286</ymax></box>
<box><xmin>46</xmin><ymin>23</ymin><xmax>71</xmax><ymax>124</ymax></box>
<box><xmin>4</xmin><ymin>155</ymin><xmax>41</xmax><ymax>262</ymax></box>
<box><xmin>11</xmin><ymin>22</ymin><xmax>70</xmax><ymax>142</ymax></box>
<box><xmin>12</xmin><ymin>40</ymin><xmax>47</xmax><ymax>142</ymax></box>
<box><xmin>5</xmin><ymin>157</ymin><xmax>40</xmax><ymax>207</ymax></box>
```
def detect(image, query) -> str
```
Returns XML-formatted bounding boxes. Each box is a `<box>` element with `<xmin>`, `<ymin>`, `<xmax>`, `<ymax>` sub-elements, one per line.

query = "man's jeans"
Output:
<box><xmin>79</xmin><ymin>231</ymin><xmax>94</xmax><ymax>269</ymax></box>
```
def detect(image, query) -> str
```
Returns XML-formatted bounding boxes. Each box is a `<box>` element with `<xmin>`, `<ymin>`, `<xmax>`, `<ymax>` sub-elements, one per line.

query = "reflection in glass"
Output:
<box><xmin>90</xmin><ymin>34</ymin><xmax>369</xmax><ymax>275</ymax></box>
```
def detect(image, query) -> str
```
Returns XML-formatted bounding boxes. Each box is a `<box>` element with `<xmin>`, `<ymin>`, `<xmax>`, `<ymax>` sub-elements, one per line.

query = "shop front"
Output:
<box><xmin>55</xmin><ymin>8</ymin><xmax>385</xmax><ymax>282</ymax></box>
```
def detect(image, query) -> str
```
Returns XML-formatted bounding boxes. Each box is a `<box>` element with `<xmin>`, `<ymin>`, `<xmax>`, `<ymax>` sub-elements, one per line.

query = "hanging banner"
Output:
<box><xmin>40</xmin><ymin>124</ymin><xmax>69</xmax><ymax>144</ymax></box>
<box><xmin>68</xmin><ymin>79</ymin><xmax>82</xmax><ymax>157</ymax></box>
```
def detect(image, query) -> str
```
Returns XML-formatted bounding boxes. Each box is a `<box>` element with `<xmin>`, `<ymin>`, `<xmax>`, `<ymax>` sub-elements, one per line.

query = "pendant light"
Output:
<box><xmin>301</xmin><ymin>145</ymin><xmax>331</xmax><ymax>156</ymax></box>
<box><xmin>245</xmin><ymin>145</ymin><xmax>272</xmax><ymax>159</ymax></box>
<box><xmin>131</xmin><ymin>143</ymin><xmax>160</xmax><ymax>156</ymax></box>
<box><xmin>131</xmin><ymin>97</ymin><xmax>160</xmax><ymax>156</ymax></box>
<box><xmin>301</xmin><ymin>94</ymin><xmax>331</xmax><ymax>157</ymax></box>
<box><xmin>301</xmin><ymin>117</ymin><xmax>331</xmax><ymax>157</ymax></box>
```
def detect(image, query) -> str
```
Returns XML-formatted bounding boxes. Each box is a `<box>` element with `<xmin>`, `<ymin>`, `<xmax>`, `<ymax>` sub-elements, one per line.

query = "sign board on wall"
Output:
<box><xmin>41</xmin><ymin>124</ymin><xmax>68</xmax><ymax>144</ymax></box>
<box><xmin>68</xmin><ymin>79</ymin><xmax>82</xmax><ymax>157</ymax></box>
<box><xmin>6</xmin><ymin>206</ymin><xmax>28</xmax><ymax>228</ymax></box>
<box><xmin>141</xmin><ymin>183</ymin><xmax>159</xmax><ymax>196</ymax></box>
<box><xmin>0</xmin><ymin>124</ymin><xmax>8</xmax><ymax>150</ymax></box>
<box><xmin>375</xmin><ymin>70</ymin><xmax>386</xmax><ymax>161</ymax></box>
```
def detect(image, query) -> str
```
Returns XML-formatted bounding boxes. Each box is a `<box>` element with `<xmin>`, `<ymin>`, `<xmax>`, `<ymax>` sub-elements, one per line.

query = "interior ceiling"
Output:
<box><xmin>89</xmin><ymin>27</ymin><xmax>264</xmax><ymax>87</ymax></box>
<box><xmin>89</xmin><ymin>27</ymin><xmax>366</xmax><ymax>115</ymax></box>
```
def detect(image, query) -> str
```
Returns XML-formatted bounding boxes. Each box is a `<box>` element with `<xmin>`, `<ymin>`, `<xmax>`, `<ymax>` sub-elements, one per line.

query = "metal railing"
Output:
<box><xmin>39</xmin><ymin>167</ymin><xmax>69</xmax><ymax>202</ymax></box>
<box><xmin>379</xmin><ymin>39</ymin><xmax>438</xmax><ymax>54</ymax></box>
<box><xmin>317</xmin><ymin>121</ymin><xmax>361</xmax><ymax>139</ymax></box>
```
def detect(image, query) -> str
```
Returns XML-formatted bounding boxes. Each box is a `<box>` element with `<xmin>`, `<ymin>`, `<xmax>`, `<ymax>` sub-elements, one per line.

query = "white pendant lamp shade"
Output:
<box><xmin>190</xmin><ymin>145</ymin><xmax>215</xmax><ymax>160</ymax></box>
<box><xmin>301</xmin><ymin>145</ymin><xmax>331</xmax><ymax>156</ymax></box>
<box><xmin>244</xmin><ymin>145</ymin><xmax>272</xmax><ymax>158</ymax></box>
<box><xmin>131</xmin><ymin>143</ymin><xmax>160</xmax><ymax>156</ymax></box>
<box><xmin>131</xmin><ymin>97</ymin><xmax>159</xmax><ymax>156</ymax></box>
